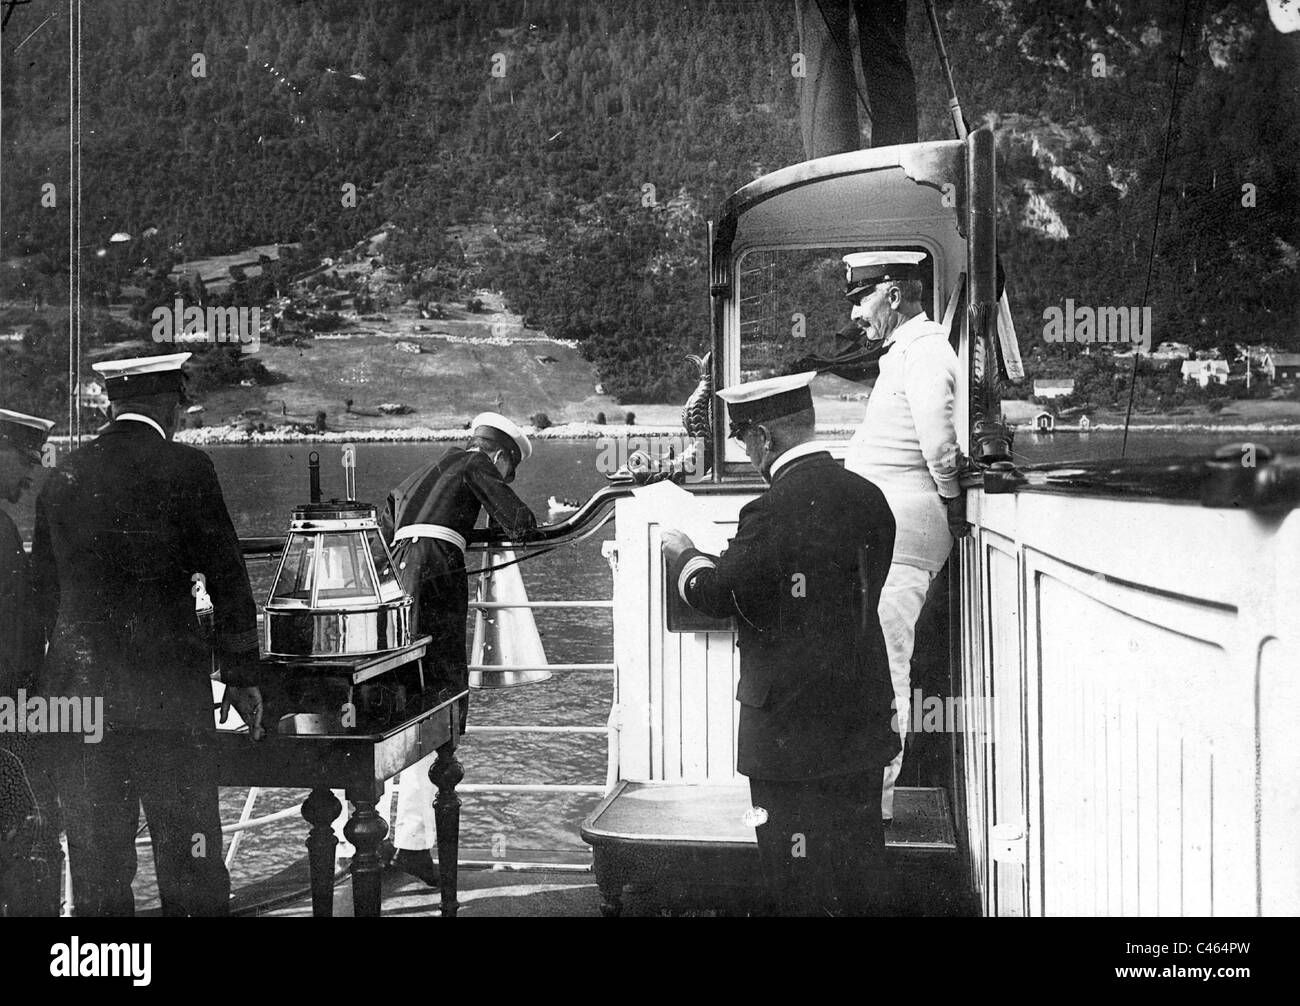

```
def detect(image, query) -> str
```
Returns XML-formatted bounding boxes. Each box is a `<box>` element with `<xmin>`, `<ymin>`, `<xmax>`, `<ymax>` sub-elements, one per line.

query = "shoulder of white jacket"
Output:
<box><xmin>900</xmin><ymin>325</ymin><xmax>957</xmax><ymax>357</ymax></box>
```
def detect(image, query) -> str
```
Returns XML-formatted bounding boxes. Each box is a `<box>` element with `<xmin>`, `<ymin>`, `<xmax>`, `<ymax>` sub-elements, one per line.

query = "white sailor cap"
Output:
<box><xmin>843</xmin><ymin>250</ymin><xmax>928</xmax><ymax>301</ymax></box>
<box><xmin>92</xmin><ymin>352</ymin><xmax>192</xmax><ymax>400</ymax></box>
<box><xmin>717</xmin><ymin>371</ymin><xmax>817</xmax><ymax>437</ymax></box>
<box><xmin>0</xmin><ymin>408</ymin><xmax>55</xmax><ymax>459</ymax></box>
<box><xmin>470</xmin><ymin>411</ymin><xmax>533</xmax><ymax>466</ymax></box>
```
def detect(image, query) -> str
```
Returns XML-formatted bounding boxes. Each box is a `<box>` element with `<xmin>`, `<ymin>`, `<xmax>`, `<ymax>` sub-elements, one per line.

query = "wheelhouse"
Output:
<box><xmin>581</xmin><ymin>126</ymin><xmax>1300</xmax><ymax>917</ymax></box>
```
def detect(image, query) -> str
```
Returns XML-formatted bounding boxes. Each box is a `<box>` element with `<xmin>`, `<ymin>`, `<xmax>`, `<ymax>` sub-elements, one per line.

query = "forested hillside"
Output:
<box><xmin>1</xmin><ymin>0</ymin><xmax>1296</xmax><ymax>412</ymax></box>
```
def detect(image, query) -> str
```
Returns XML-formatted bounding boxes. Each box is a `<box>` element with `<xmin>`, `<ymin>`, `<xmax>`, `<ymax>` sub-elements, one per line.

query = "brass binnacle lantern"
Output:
<box><xmin>263</xmin><ymin>459</ymin><xmax>412</xmax><ymax>658</ymax></box>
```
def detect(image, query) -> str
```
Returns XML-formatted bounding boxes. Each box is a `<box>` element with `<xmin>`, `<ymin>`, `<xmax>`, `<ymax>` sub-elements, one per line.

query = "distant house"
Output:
<box><xmin>1264</xmin><ymin>352</ymin><xmax>1300</xmax><ymax>383</ymax></box>
<box><xmin>1180</xmin><ymin>360</ymin><xmax>1230</xmax><ymax>387</ymax></box>
<box><xmin>1033</xmin><ymin>379</ymin><xmax>1074</xmax><ymax>400</ymax></box>
<box><xmin>76</xmin><ymin>379</ymin><xmax>108</xmax><ymax>411</ymax></box>
<box><xmin>1033</xmin><ymin>411</ymin><xmax>1055</xmax><ymax>432</ymax></box>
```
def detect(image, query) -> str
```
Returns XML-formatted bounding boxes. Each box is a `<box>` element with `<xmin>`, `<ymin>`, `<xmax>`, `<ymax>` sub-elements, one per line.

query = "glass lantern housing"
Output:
<box><xmin>263</xmin><ymin>502</ymin><xmax>413</xmax><ymax>657</ymax></box>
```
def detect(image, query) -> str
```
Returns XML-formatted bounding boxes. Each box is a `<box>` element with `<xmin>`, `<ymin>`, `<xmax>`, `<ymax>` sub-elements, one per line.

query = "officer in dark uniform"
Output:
<box><xmin>30</xmin><ymin>353</ymin><xmax>266</xmax><ymax>917</ymax></box>
<box><xmin>0</xmin><ymin>408</ymin><xmax>63</xmax><ymax>916</ymax></box>
<box><xmin>661</xmin><ymin>372</ymin><xmax>899</xmax><ymax>915</ymax></box>
<box><xmin>378</xmin><ymin>411</ymin><xmax>537</xmax><ymax>884</ymax></box>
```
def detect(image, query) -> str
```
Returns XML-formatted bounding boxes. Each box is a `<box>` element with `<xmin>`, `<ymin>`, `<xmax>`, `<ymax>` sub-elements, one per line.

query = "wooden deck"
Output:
<box><xmin>583</xmin><ymin>782</ymin><xmax>955</xmax><ymax>849</ymax></box>
<box><xmin>136</xmin><ymin>785</ymin><xmax>969</xmax><ymax>917</ymax></box>
<box><xmin>580</xmin><ymin>783</ymin><xmax>970</xmax><ymax>916</ymax></box>
<box><xmin>254</xmin><ymin>865</ymin><xmax>605</xmax><ymax>918</ymax></box>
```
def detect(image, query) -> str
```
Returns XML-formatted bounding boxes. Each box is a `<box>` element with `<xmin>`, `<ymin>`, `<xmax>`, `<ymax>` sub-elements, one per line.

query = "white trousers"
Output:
<box><xmin>377</xmin><ymin>751</ymin><xmax>438</xmax><ymax>851</ymax></box>
<box><xmin>878</xmin><ymin>562</ymin><xmax>936</xmax><ymax>820</ymax></box>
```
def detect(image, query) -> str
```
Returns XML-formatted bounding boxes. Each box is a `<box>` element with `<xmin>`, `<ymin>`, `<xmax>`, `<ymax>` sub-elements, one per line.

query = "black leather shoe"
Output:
<box><xmin>392</xmin><ymin>848</ymin><xmax>441</xmax><ymax>887</ymax></box>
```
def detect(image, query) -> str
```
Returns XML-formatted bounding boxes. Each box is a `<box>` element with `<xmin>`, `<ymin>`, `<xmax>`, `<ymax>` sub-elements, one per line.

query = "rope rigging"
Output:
<box><xmin>1121</xmin><ymin>1</ymin><xmax>1201</xmax><ymax>458</ymax></box>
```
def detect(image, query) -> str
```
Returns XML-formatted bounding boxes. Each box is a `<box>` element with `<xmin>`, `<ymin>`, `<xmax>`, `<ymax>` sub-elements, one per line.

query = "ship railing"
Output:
<box><xmin>462</xmin><ymin>594</ymin><xmax>616</xmax><ymax>798</ymax></box>
<box><xmin>213</xmin><ymin>533</ymin><xmax>620</xmax><ymax>876</ymax></box>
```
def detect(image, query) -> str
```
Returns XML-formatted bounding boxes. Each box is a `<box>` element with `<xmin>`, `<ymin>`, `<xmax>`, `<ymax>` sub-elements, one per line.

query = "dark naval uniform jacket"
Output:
<box><xmin>2</xmin><ymin>508</ymin><xmax>65</xmax><ymax>915</ymax></box>
<box><xmin>2</xmin><ymin>508</ymin><xmax>43</xmax><ymax>833</ymax></box>
<box><xmin>379</xmin><ymin>447</ymin><xmax>536</xmax><ymax>703</ymax></box>
<box><xmin>1</xmin><ymin>509</ymin><xmax>41</xmax><ymax>696</ymax></box>
<box><xmin>30</xmin><ymin>418</ymin><xmax>259</xmax><ymax>733</ymax></box>
<box><xmin>668</xmin><ymin>448</ymin><xmax>899</xmax><ymax>781</ymax></box>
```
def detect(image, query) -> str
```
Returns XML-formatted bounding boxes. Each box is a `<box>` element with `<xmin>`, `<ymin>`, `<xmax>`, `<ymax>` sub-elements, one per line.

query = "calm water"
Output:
<box><xmin>207</xmin><ymin>431</ymin><xmax>1300</xmax><ymax>876</ymax></box>
<box><xmin>13</xmin><ymin>429</ymin><xmax>1299</xmax><ymax>904</ymax></box>
<box><xmin>207</xmin><ymin>441</ymin><xmax>622</xmax><ymax>895</ymax></box>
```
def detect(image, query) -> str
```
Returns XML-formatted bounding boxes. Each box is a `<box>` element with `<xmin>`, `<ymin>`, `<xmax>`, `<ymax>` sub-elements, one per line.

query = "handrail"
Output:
<box><xmin>137</xmin><ymin>800</ymin><xmax>304</xmax><ymax>847</ymax></box>
<box><xmin>470</xmin><ymin>483</ymin><xmax>628</xmax><ymax>546</ymax></box>
<box><xmin>470</xmin><ymin>600</ymin><xmax>613</xmax><ymax>609</ymax></box>
<box><xmin>234</xmin><ymin>488</ymin><xmax>626</xmax><ymax>558</ymax></box>
<box><xmin>215</xmin><ymin>577</ymin><xmax>617</xmax><ymax>877</ymax></box>
<box><xmin>237</xmin><ymin>478</ymin><xmax>767</xmax><ymax>559</ymax></box>
<box><xmin>982</xmin><ymin>447</ymin><xmax>1300</xmax><ymax>509</ymax></box>
<box><xmin>465</xmin><ymin>725</ymin><xmax>609</xmax><ymax>734</ymax></box>
<box><xmin>467</xmin><ymin>663</ymin><xmax>612</xmax><ymax>673</ymax></box>
<box><xmin>457</xmin><ymin>784</ymin><xmax>606</xmax><ymax>795</ymax></box>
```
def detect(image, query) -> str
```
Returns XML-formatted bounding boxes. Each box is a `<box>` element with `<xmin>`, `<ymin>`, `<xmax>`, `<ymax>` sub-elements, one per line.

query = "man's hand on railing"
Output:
<box><xmin>941</xmin><ymin>493</ymin><xmax>970</xmax><ymax>539</ymax></box>
<box><xmin>660</xmin><ymin>528</ymin><xmax>695</xmax><ymax>566</ymax></box>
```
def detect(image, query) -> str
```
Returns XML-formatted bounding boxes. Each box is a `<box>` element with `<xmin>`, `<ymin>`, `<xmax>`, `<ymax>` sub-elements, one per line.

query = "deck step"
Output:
<box><xmin>581</xmin><ymin>781</ymin><xmax>970</xmax><ymax>915</ymax></box>
<box><xmin>583</xmin><ymin>782</ymin><xmax>955</xmax><ymax>851</ymax></box>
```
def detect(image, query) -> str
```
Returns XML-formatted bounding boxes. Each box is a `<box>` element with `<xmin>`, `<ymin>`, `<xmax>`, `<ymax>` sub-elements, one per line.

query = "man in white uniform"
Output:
<box><xmin>841</xmin><ymin>252</ymin><xmax>967</xmax><ymax>823</ymax></box>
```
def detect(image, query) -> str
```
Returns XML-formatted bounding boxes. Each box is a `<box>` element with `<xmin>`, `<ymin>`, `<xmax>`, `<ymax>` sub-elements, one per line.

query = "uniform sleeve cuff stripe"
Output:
<box><xmin>678</xmin><ymin>556</ymin><xmax>715</xmax><ymax>600</ymax></box>
<box><xmin>221</xmin><ymin>628</ymin><xmax>260</xmax><ymax>654</ymax></box>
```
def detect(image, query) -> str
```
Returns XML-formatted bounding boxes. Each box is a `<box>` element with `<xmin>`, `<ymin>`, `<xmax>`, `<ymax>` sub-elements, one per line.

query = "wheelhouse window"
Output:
<box><xmin>728</xmin><ymin>245</ymin><xmax>939</xmax><ymax>467</ymax></box>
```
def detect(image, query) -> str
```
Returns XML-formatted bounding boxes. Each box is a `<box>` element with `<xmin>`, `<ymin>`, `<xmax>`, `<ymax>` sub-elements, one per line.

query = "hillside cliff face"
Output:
<box><xmin>1</xmin><ymin>0</ymin><xmax>1295</xmax><ymax>413</ymax></box>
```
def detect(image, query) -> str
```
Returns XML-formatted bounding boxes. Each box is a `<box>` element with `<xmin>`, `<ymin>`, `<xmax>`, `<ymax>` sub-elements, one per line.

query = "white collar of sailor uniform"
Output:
<box><xmin>768</xmin><ymin>440</ymin><xmax>828</xmax><ymax>479</ymax></box>
<box><xmin>115</xmin><ymin>413</ymin><xmax>167</xmax><ymax>439</ymax></box>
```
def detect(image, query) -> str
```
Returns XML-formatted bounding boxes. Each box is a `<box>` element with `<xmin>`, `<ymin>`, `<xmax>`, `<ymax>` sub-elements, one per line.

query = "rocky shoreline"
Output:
<box><xmin>42</xmin><ymin>418</ymin><xmax>1300</xmax><ymax>448</ymax></box>
<box><xmin>170</xmin><ymin>421</ymin><xmax>695</xmax><ymax>446</ymax></box>
<box><xmin>172</xmin><ymin>418</ymin><xmax>1300</xmax><ymax>445</ymax></box>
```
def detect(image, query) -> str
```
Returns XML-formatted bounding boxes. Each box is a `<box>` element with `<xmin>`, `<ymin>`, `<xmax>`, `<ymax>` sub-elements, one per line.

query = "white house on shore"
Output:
<box><xmin>1180</xmin><ymin>359</ymin><xmax>1230</xmax><ymax>388</ymax></box>
<box><xmin>1262</xmin><ymin>352</ymin><xmax>1300</xmax><ymax>383</ymax></box>
<box><xmin>1033</xmin><ymin>378</ymin><xmax>1075</xmax><ymax>400</ymax></box>
<box><xmin>76</xmin><ymin>379</ymin><xmax>109</xmax><ymax>411</ymax></box>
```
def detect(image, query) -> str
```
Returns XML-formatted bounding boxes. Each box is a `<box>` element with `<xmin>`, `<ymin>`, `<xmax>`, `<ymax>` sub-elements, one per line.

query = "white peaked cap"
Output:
<box><xmin>471</xmin><ymin>411</ymin><xmax>533</xmax><ymax>464</ymax></box>
<box><xmin>0</xmin><ymin>408</ymin><xmax>56</xmax><ymax>435</ymax></box>
<box><xmin>847</xmin><ymin>250</ymin><xmax>930</xmax><ymax>279</ymax></box>
<box><xmin>841</xmin><ymin>249</ymin><xmax>928</xmax><ymax>273</ymax></box>
<box><xmin>92</xmin><ymin>352</ymin><xmax>192</xmax><ymax>399</ymax></box>
<box><xmin>843</xmin><ymin>250</ymin><xmax>929</xmax><ymax>301</ymax></box>
<box><xmin>717</xmin><ymin>371</ymin><xmax>817</xmax><ymax>430</ymax></box>
<box><xmin>716</xmin><ymin>370</ymin><xmax>817</xmax><ymax>405</ymax></box>
<box><xmin>91</xmin><ymin>352</ymin><xmax>192</xmax><ymax>379</ymax></box>
<box><xmin>0</xmin><ymin>407</ymin><xmax>55</xmax><ymax>455</ymax></box>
